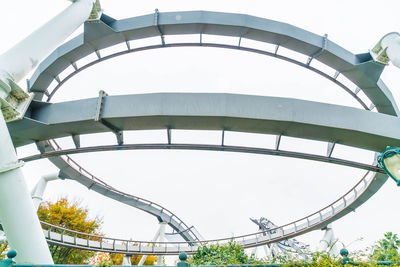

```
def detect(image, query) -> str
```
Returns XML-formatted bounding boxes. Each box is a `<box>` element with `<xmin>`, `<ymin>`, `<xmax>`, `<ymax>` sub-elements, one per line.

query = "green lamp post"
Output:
<box><xmin>377</xmin><ymin>146</ymin><xmax>400</xmax><ymax>186</ymax></box>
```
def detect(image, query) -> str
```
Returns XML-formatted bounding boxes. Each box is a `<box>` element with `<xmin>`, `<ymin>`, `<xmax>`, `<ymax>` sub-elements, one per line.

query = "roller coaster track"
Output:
<box><xmin>35</xmin><ymin>140</ymin><xmax>201</xmax><ymax>243</ymax></box>
<box><xmin>5</xmin><ymin>10</ymin><xmax>397</xmax><ymax>256</ymax></box>
<box><xmin>36</xmin><ymin>168</ymin><xmax>385</xmax><ymax>255</ymax></box>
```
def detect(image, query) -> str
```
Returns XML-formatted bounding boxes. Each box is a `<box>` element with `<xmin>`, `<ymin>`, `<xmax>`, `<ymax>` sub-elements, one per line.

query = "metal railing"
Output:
<box><xmin>38</xmin><ymin>168</ymin><xmax>376</xmax><ymax>254</ymax></box>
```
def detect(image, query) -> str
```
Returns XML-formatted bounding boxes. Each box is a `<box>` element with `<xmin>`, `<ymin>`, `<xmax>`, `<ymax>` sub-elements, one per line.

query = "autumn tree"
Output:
<box><xmin>37</xmin><ymin>198</ymin><xmax>102</xmax><ymax>264</ymax></box>
<box><xmin>0</xmin><ymin>244</ymin><xmax>7</xmax><ymax>260</ymax></box>
<box><xmin>109</xmin><ymin>253</ymin><xmax>157</xmax><ymax>265</ymax></box>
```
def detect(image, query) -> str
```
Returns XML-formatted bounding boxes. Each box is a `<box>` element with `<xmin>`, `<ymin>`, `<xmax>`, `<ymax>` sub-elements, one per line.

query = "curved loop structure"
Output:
<box><xmin>6</xmin><ymin>9</ymin><xmax>399</xmax><ymax>257</ymax></box>
<box><xmin>27</xmin><ymin>11</ymin><xmax>399</xmax><ymax>115</ymax></box>
<box><xmin>39</xmin><ymin>43</ymin><xmax>370</xmax><ymax>110</ymax></box>
<box><xmin>36</xmin><ymin>140</ymin><xmax>201</xmax><ymax>243</ymax></box>
<box><xmin>38</xmin><ymin>170</ymin><xmax>386</xmax><ymax>255</ymax></box>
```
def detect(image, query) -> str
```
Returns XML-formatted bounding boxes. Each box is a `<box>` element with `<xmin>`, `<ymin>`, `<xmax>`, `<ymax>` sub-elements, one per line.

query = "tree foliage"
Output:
<box><xmin>37</xmin><ymin>198</ymin><xmax>102</xmax><ymax>264</ymax></box>
<box><xmin>371</xmin><ymin>232</ymin><xmax>400</xmax><ymax>262</ymax></box>
<box><xmin>109</xmin><ymin>253</ymin><xmax>157</xmax><ymax>265</ymax></box>
<box><xmin>89</xmin><ymin>252</ymin><xmax>157</xmax><ymax>265</ymax></box>
<box><xmin>0</xmin><ymin>244</ymin><xmax>7</xmax><ymax>260</ymax></box>
<box><xmin>190</xmin><ymin>241</ymin><xmax>259</xmax><ymax>265</ymax></box>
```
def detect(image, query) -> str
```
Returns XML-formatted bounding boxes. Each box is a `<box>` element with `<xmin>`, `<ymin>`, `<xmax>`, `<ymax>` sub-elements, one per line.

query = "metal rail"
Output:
<box><xmin>42</xmin><ymin>43</ymin><xmax>369</xmax><ymax>111</ymax></box>
<box><xmin>23</xmin><ymin>142</ymin><xmax>383</xmax><ymax>173</ymax></box>
<box><xmin>37</xmin><ymin>140</ymin><xmax>201</xmax><ymax>243</ymax></box>
<box><xmin>38</xmin><ymin>170</ymin><xmax>385</xmax><ymax>255</ymax></box>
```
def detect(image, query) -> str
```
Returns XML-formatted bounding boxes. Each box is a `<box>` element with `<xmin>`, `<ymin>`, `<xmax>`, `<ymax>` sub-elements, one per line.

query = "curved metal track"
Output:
<box><xmin>27</xmin><ymin>10</ymin><xmax>398</xmax><ymax>115</ymax></box>
<box><xmin>35</xmin><ymin>140</ymin><xmax>200</xmax><ymax>243</ymax></box>
<box><xmin>42</xmin><ymin>43</ymin><xmax>370</xmax><ymax>110</ymax></box>
<box><xmin>37</xmin><ymin>170</ymin><xmax>386</xmax><ymax>255</ymax></box>
<box><xmin>25</xmin><ymin>142</ymin><xmax>382</xmax><ymax>173</ymax></box>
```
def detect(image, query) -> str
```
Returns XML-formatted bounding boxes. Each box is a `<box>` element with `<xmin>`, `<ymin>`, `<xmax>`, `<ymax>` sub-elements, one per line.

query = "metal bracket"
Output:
<box><xmin>333</xmin><ymin>71</ymin><xmax>340</xmax><ymax>80</ymax></box>
<box><xmin>94</xmin><ymin>90</ymin><xmax>124</xmax><ymax>145</ymax></box>
<box><xmin>369</xmin><ymin>103</ymin><xmax>376</xmax><ymax>111</ymax></box>
<box><xmin>167</xmin><ymin>128</ymin><xmax>172</xmax><ymax>145</ymax></box>
<box><xmin>87</xmin><ymin>0</ymin><xmax>102</xmax><ymax>21</ymax></box>
<box><xmin>0</xmin><ymin>75</ymin><xmax>34</xmax><ymax>122</ymax></box>
<box><xmin>95</xmin><ymin>50</ymin><xmax>101</xmax><ymax>59</ymax></box>
<box><xmin>154</xmin><ymin>9</ymin><xmax>165</xmax><ymax>46</ymax></box>
<box><xmin>307</xmin><ymin>34</ymin><xmax>328</xmax><ymax>65</ymax></box>
<box><xmin>274</xmin><ymin>45</ymin><xmax>280</xmax><ymax>55</ymax></box>
<box><xmin>373</xmin><ymin>152</ymin><xmax>380</xmax><ymax>166</ymax></box>
<box><xmin>35</xmin><ymin>140</ymin><xmax>50</xmax><ymax>153</ymax></box>
<box><xmin>71</xmin><ymin>62</ymin><xmax>79</xmax><ymax>71</ymax></box>
<box><xmin>327</xmin><ymin>142</ymin><xmax>335</xmax><ymax>157</ymax></box>
<box><xmin>275</xmin><ymin>134</ymin><xmax>282</xmax><ymax>150</ymax></box>
<box><xmin>221</xmin><ymin>130</ymin><xmax>225</xmax><ymax>146</ymax></box>
<box><xmin>72</xmin><ymin>134</ymin><xmax>80</xmax><ymax>148</ymax></box>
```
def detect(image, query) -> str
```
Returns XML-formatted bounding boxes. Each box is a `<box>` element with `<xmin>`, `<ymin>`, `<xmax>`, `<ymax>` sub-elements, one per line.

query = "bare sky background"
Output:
<box><xmin>2</xmin><ymin>0</ymin><xmax>400</xmax><ymax>258</ymax></box>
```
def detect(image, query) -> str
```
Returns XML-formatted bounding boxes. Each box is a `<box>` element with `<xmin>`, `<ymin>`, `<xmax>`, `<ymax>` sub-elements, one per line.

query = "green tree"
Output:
<box><xmin>37</xmin><ymin>198</ymin><xmax>102</xmax><ymax>264</ymax></box>
<box><xmin>372</xmin><ymin>232</ymin><xmax>400</xmax><ymax>262</ymax></box>
<box><xmin>190</xmin><ymin>241</ymin><xmax>259</xmax><ymax>265</ymax></box>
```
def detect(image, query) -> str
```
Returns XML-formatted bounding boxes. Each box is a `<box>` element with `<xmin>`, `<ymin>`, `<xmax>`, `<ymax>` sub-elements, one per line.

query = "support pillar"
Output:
<box><xmin>0</xmin><ymin>109</ymin><xmax>53</xmax><ymax>264</ymax></box>
<box><xmin>31</xmin><ymin>173</ymin><xmax>60</xmax><ymax>210</ymax></box>
<box><xmin>122</xmin><ymin>255</ymin><xmax>132</xmax><ymax>266</ymax></box>
<box><xmin>138</xmin><ymin>222</ymin><xmax>167</xmax><ymax>266</ymax></box>
<box><xmin>157</xmin><ymin>222</ymin><xmax>166</xmax><ymax>266</ymax></box>
<box><xmin>317</xmin><ymin>224</ymin><xmax>338</xmax><ymax>256</ymax></box>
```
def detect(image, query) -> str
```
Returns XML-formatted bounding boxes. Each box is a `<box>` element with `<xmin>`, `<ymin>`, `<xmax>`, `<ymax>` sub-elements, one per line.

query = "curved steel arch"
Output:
<box><xmin>40</xmin><ymin>43</ymin><xmax>369</xmax><ymax>111</ymax></box>
<box><xmin>27</xmin><ymin>11</ymin><xmax>398</xmax><ymax>115</ymax></box>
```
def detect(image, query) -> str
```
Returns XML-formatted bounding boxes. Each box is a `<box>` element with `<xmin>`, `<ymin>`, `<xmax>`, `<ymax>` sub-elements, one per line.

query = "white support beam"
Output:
<box><xmin>0</xmin><ymin>108</ymin><xmax>53</xmax><ymax>264</ymax></box>
<box><xmin>31</xmin><ymin>173</ymin><xmax>60</xmax><ymax>210</ymax></box>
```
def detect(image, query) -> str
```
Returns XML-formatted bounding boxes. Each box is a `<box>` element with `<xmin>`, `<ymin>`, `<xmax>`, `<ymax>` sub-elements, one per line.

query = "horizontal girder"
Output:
<box><xmin>9</xmin><ymin>93</ymin><xmax>400</xmax><ymax>151</ymax></box>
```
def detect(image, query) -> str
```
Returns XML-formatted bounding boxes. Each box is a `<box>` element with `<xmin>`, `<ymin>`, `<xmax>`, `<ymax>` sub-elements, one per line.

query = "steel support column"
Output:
<box><xmin>0</xmin><ymin>105</ymin><xmax>53</xmax><ymax>264</ymax></box>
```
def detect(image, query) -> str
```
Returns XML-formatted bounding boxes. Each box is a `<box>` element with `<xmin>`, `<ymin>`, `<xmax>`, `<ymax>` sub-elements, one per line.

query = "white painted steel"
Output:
<box><xmin>0</xmin><ymin>231</ymin><xmax>6</xmax><ymax>244</ymax></box>
<box><xmin>122</xmin><ymin>255</ymin><xmax>131</xmax><ymax>266</ymax></box>
<box><xmin>0</xmin><ymin>0</ymin><xmax>95</xmax><ymax>85</ymax></box>
<box><xmin>138</xmin><ymin>222</ymin><xmax>167</xmax><ymax>265</ymax></box>
<box><xmin>0</xmin><ymin>0</ymin><xmax>98</xmax><ymax>263</ymax></box>
<box><xmin>371</xmin><ymin>32</ymin><xmax>400</xmax><ymax>68</ymax></box>
<box><xmin>317</xmin><ymin>224</ymin><xmax>338</xmax><ymax>256</ymax></box>
<box><xmin>31</xmin><ymin>173</ymin><xmax>60</xmax><ymax>210</ymax></box>
<box><xmin>0</xmin><ymin>107</ymin><xmax>53</xmax><ymax>264</ymax></box>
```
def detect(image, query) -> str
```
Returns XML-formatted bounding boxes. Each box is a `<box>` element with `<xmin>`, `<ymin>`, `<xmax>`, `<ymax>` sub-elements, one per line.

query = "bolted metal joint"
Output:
<box><xmin>0</xmin><ymin>73</ymin><xmax>33</xmax><ymax>123</ymax></box>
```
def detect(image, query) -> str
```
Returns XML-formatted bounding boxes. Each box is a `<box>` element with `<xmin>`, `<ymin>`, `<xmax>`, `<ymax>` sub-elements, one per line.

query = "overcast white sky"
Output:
<box><xmin>2</xmin><ymin>0</ymin><xmax>400</xmax><ymax>259</ymax></box>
